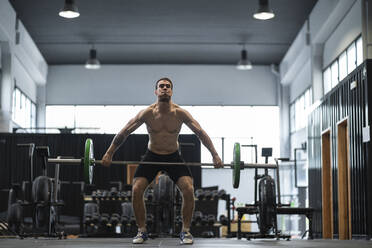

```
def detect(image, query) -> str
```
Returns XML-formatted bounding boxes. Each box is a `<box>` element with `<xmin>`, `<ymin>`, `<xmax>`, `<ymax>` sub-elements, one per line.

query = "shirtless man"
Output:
<box><xmin>102</xmin><ymin>78</ymin><xmax>223</xmax><ymax>245</ymax></box>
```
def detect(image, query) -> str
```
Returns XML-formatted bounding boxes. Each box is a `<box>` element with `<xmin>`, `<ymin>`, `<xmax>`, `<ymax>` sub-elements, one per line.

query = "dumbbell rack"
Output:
<box><xmin>82</xmin><ymin>188</ymin><xmax>135</xmax><ymax>237</ymax></box>
<box><xmin>82</xmin><ymin>185</ymin><xmax>159</xmax><ymax>238</ymax></box>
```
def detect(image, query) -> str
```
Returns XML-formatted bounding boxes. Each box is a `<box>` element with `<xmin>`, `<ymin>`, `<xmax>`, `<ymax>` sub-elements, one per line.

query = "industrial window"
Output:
<box><xmin>356</xmin><ymin>36</ymin><xmax>363</xmax><ymax>66</ymax></box>
<box><xmin>323</xmin><ymin>68</ymin><xmax>331</xmax><ymax>95</ymax></box>
<box><xmin>331</xmin><ymin>60</ymin><xmax>339</xmax><ymax>89</ymax></box>
<box><xmin>289</xmin><ymin>87</ymin><xmax>313</xmax><ymax>133</ymax></box>
<box><xmin>347</xmin><ymin>42</ymin><xmax>356</xmax><ymax>74</ymax></box>
<box><xmin>338</xmin><ymin>51</ymin><xmax>347</xmax><ymax>82</ymax></box>
<box><xmin>12</xmin><ymin>87</ymin><xmax>36</xmax><ymax>129</ymax></box>
<box><xmin>323</xmin><ymin>35</ymin><xmax>362</xmax><ymax>96</ymax></box>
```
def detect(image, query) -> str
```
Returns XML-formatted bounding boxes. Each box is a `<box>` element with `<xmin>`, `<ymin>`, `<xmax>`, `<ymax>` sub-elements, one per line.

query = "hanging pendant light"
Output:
<box><xmin>85</xmin><ymin>47</ymin><xmax>101</xmax><ymax>70</ymax></box>
<box><xmin>59</xmin><ymin>0</ymin><xmax>80</xmax><ymax>19</ymax></box>
<box><xmin>253</xmin><ymin>0</ymin><xmax>275</xmax><ymax>20</ymax></box>
<box><xmin>237</xmin><ymin>48</ymin><xmax>252</xmax><ymax>70</ymax></box>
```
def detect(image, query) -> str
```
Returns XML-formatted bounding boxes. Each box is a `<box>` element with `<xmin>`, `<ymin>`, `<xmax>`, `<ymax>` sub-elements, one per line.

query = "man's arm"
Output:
<box><xmin>102</xmin><ymin>109</ymin><xmax>147</xmax><ymax>166</ymax></box>
<box><xmin>180</xmin><ymin>109</ymin><xmax>223</xmax><ymax>168</ymax></box>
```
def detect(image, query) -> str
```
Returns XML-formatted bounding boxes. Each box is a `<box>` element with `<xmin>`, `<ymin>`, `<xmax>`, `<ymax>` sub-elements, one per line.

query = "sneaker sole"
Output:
<box><xmin>180</xmin><ymin>240</ymin><xmax>193</xmax><ymax>245</ymax></box>
<box><xmin>133</xmin><ymin>239</ymin><xmax>147</xmax><ymax>244</ymax></box>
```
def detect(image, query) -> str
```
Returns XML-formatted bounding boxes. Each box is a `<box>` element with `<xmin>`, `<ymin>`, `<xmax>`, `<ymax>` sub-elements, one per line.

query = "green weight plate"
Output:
<box><xmin>233</xmin><ymin>142</ymin><xmax>241</xmax><ymax>188</ymax></box>
<box><xmin>84</xmin><ymin>138</ymin><xmax>94</xmax><ymax>184</ymax></box>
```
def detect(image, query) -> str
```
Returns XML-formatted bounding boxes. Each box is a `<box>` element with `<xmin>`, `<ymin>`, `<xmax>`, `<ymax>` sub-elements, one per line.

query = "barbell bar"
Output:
<box><xmin>46</xmin><ymin>138</ymin><xmax>278</xmax><ymax>188</ymax></box>
<box><xmin>47</xmin><ymin>158</ymin><xmax>277</xmax><ymax>168</ymax></box>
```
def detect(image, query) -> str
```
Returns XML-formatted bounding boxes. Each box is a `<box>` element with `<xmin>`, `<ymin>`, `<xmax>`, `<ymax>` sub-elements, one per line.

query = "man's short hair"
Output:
<box><xmin>155</xmin><ymin>77</ymin><xmax>173</xmax><ymax>89</ymax></box>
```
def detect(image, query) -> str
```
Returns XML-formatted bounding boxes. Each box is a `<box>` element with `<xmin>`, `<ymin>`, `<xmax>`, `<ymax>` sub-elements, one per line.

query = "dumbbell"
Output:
<box><xmin>109</xmin><ymin>213</ymin><xmax>120</xmax><ymax>226</ymax></box>
<box><xmin>130</xmin><ymin>215</ymin><xmax>136</xmax><ymax>226</ymax></box>
<box><xmin>91</xmin><ymin>213</ymin><xmax>100</xmax><ymax>226</ymax></box>
<box><xmin>211</xmin><ymin>189</ymin><xmax>219</xmax><ymax>200</ymax></box>
<box><xmin>126</xmin><ymin>190</ymin><xmax>132</xmax><ymax>201</ymax></box>
<box><xmin>191</xmin><ymin>216</ymin><xmax>196</xmax><ymax>226</ymax></box>
<box><xmin>175</xmin><ymin>215</ymin><xmax>183</xmax><ymax>227</ymax></box>
<box><xmin>217</xmin><ymin>189</ymin><xmax>227</xmax><ymax>200</ymax></box>
<box><xmin>207</xmin><ymin>214</ymin><xmax>216</xmax><ymax>226</ymax></box>
<box><xmin>109</xmin><ymin>187</ymin><xmax>118</xmax><ymax>199</ymax></box>
<box><xmin>84</xmin><ymin>213</ymin><xmax>93</xmax><ymax>225</ymax></box>
<box><xmin>120</xmin><ymin>215</ymin><xmax>129</xmax><ymax>226</ymax></box>
<box><xmin>195</xmin><ymin>189</ymin><xmax>204</xmax><ymax>200</ymax></box>
<box><xmin>201</xmin><ymin>215</ymin><xmax>208</xmax><ymax>226</ymax></box>
<box><xmin>145</xmin><ymin>189</ymin><xmax>154</xmax><ymax>202</ymax></box>
<box><xmin>121</xmin><ymin>202</ymin><xmax>133</xmax><ymax>225</ymax></box>
<box><xmin>84</xmin><ymin>203</ymin><xmax>99</xmax><ymax>226</ymax></box>
<box><xmin>102</xmin><ymin>190</ymin><xmax>109</xmax><ymax>200</ymax></box>
<box><xmin>194</xmin><ymin>211</ymin><xmax>203</xmax><ymax>225</ymax></box>
<box><xmin>219</xmin><ymin>215</ymin><xmax>228</xmax><ymax>225</ymax></box>
<box><xmin>204</xmin><ymin>190</ymin><xmax>212</xmax><ymax>200</ymax></box>
<box><xmin>95</xmin><ymin>190</ymin><xmax>102</xmax><ymax>199</ymax></box>
<box><xmin>85</xmin><ymin>216</ymin><xmax>99</xmax><ymax>234</ymax></box>
<box><xmin>146</xmin><ymin>214</ymin><xmax>154</xmax><ymax>227</ymax></box>
<box><xmin>100</xmin><ymin>213</ymin><xmax>110</xmax><ymax>226</ymax></box>
<box><xmin>119</xmin><ymin>191</ymin><xmax>127</xmax><ymax>200</ymax></box>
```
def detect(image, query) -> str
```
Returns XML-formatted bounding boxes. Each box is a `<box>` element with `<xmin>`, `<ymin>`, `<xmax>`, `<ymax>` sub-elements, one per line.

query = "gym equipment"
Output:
<box><xmin>8</xmin><ymin>144</ymin><xmax>65</xmax><ymax>238</ymax></box>
<box><xmin>219</xmin><ymin>215</ymin><xmax>228</xmax><ymax>225</ymax></box>
<box><xmin>200</xmin><ymin>215</ymin><xmax>208</xmax><ymax>226</ymax></box>
<box><xmin>46</xmin><ymin>138</ymin><xmax>278</xmax><ymax>187</ymax></box>
<box><xmin>156</xmin><ymin>174</ymin><xmax>174</xmax><ymax>202</ymax></box>
<box><xmin>194</xmin><ymin>211</ymin><xmax>203</xmax><ymax>225</ymax></box>
<box><xmin>204</xmin><ymin>190</ymin><xmax>212</xmax><ymax>200</ymax></box>
<box><xmin>235</xmin><ymin>148</ymin><xmax>291</xmax><ymax>240</ymax></box>
<box><xmin>109</xmin><ymin>213</ymin><xmax>120</xmax><ymax>227</ymax></box>
<box><xmin>195</xmin><ymin>189</ymin><xmax>204</xmax><ymax>199</ymax></box>
<box><xmin>7</xmin><ymin>186</ymin><xmax>23</xmax><ymax>234</ymax></box>
<box><xmin>144</xmin><ymin>188</ymin><xmax>154</xmax><ymax>202</ymax></box>
<box><xmin>207</xmin><ymin>214</ymin><xmax>215</xmax><ymax>226</ymax></box>
<box><xmin>257</xmin><ymin>175</ymin><xmax>276</xmax><ymax>234</ymax></box>
<box><xmin>211</xmin><ymin>190</ymin><xmax>219</xmax><ymax>200</ymax></box>
<box><xmin>100</xmin><ymin>213</ymin><xmax>109</xmax><ymax>227</ymax></box>
<box><xmin>121</xmin><ymin>202</ymin><xmax>135</xmax><ymax>226</ymax></box>
<box><xmin>146</xmin><ymin>214</ymin><xmax>154</xmax><ymax>227</ymax></box>
<box><xmin>83</xmin><ymin>203</ymin><xmax>99</xmax><ymax>234</ymax></box>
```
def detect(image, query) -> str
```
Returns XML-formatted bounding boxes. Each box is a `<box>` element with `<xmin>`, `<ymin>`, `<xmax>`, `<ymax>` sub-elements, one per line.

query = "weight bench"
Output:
<box><xmin>276</xmin><ymin>207</ymin><xmax>314</xmax><ymax>239</ymax></box>
<box><xmin>236</xmin><ymin>205</ymin><xmax>258</xmax><ymax>239</ymax></box>
<box><xmin>236</xmin><ymin>205</ymin><xmax>291</xmax><ymax>240</ymax></box>
<box><xmin>236</xmin><ymin>206</ymin><xmax>314</xmax><ymax>240</ymax></box>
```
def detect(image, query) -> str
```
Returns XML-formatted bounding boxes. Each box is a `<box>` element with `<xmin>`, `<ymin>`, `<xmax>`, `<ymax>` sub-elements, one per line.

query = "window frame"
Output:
<box><xmin>12</xmin><ymin>86</ymin><xmax>36</xmax><ymax>128</ymax></box>
<box><xmin>322</xmin><ymin>35</ymin><xmax>363</xmax><ymax>97</ymax></box>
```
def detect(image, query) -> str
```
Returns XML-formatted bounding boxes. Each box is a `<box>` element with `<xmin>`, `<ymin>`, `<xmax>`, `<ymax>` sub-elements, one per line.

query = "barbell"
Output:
<box><xmin>47</xmin><ymin>138</ymin><xmax>277</xmax><ymax>188</ymax></box>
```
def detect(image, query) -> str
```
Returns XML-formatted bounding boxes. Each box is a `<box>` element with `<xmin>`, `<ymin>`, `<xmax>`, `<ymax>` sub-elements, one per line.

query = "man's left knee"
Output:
<box><xmin>179</xmin><ymin>180</ymin><xmax>194</xmax><ymax>198</ymax></box>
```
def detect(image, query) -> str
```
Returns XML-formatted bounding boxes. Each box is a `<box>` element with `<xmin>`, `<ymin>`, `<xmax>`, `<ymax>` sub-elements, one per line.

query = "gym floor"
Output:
<box><xmin>0</xmin><ymin>238</ymin><xmax>372</xmax><ymax>248</ymax></box>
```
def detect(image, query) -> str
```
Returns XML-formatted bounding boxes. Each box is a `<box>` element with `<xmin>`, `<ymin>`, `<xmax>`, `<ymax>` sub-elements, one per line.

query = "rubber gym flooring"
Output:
<box><xmin>1</xmin><ymin>238</ymin><xmax>372</xmax><ymax>248</ymax></box>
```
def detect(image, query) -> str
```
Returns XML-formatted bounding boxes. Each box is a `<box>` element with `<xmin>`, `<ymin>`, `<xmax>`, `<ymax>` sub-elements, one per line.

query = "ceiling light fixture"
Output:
<box><xmin>237</xmin><ymin>46</ymin><xmax>252</xmax><ymax>70</ymax></box>
<box><xmin>59</xmin><ymin>0</ymin><xmax>80</xmax><ymax>19</ymax></box>
<box><xmin>253</xmin><ymin>0</ymin><xmax>275</xmax><ymax>20</ymax></box>
<box><xmin>85</xmin><ymin>47</ymin><xmax>101</xmax><ymax>70</ymax></box>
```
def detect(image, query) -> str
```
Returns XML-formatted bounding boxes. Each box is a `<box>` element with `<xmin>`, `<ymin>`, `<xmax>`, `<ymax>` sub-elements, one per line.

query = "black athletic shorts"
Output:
<box><xmin>133</xmin><ymin>149</ymin><xmax>193</xmax><ymax>184</ymax></box>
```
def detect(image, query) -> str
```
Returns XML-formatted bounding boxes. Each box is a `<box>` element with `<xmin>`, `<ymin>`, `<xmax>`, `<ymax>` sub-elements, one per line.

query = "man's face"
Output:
<box><xmin>155</xmin><ymin>80</ymin><xmax>173</xmax><ymax>102</ymax></box>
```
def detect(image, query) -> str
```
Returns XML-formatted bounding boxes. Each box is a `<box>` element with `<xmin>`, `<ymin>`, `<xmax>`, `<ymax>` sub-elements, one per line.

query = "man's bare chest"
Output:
<box><xmin>146</xmin><ymin>112</ymin><xmax>182</xmax><ymax>133</ymax></box>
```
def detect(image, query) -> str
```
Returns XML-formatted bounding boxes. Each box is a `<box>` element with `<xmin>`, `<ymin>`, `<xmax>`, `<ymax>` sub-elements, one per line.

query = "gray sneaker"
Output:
<box><xmin>132</xmin><ymin>231</ymin><xmax>148</xmax><ymax>244</ymax></box>
<box><xmin>179</xmin><ymin>231</ymin><xmax>193</xmax><ymax>245</ymax></box>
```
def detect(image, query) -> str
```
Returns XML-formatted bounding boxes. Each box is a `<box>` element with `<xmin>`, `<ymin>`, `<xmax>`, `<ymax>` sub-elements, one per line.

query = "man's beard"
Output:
<box><xmin>159</xmin><ymin>95</ymin><xmax>171</xmax><ymax>102</ymax></box>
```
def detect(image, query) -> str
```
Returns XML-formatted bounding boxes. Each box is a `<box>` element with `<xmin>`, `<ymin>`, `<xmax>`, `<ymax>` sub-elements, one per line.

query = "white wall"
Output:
<box><xmin>46</xmin><ymin>65</ymin><xmax>278</xmax><ymax>106</ymax></box>
<box><xmin>0</xmin><ymin>0</ymin><xmax>47</xmax><ymax>132</ymax></box>
<box><xmin>289</xmin><ymin>60</ymin><xmax>311</xmax><ymax>103</ymax></box>
<box><xmin>12</xmin><ymin>56</ymin><xmax>37</xmax><ymax>101</ymax></box>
